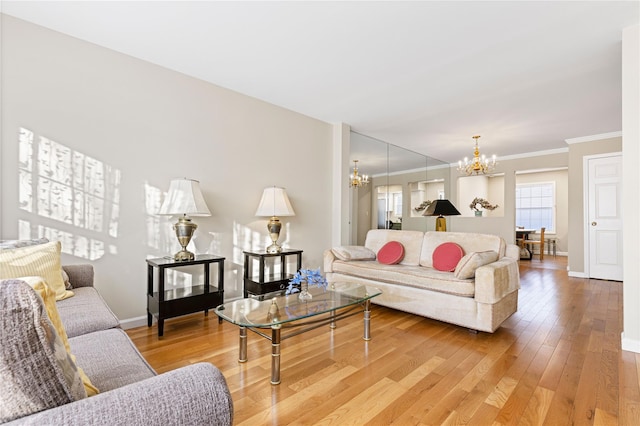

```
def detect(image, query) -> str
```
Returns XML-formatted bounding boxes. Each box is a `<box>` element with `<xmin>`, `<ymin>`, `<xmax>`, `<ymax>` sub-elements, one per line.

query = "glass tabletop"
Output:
<box><xmin>215</xmin><ymin>282</ymin><xmax>382</xmax><ymax>327</ymax></box>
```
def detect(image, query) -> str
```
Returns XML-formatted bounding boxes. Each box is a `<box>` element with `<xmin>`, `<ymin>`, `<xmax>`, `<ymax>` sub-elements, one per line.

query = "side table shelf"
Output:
<box><xmin>243</xmin><ymin>249</ymin><xmax>302</xmax><ymax>298</ymax></box>
<box><xmin>147</xmin><ymin>254</ymin><xmax>225</xmax><ymax>337</ymax></box>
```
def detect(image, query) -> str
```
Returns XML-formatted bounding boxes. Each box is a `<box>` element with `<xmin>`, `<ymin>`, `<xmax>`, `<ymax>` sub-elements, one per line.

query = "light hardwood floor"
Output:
<box><xmin>127</xmin><ymin>256</ymin><xmax>640</xmax><ymax>425</ymax></box>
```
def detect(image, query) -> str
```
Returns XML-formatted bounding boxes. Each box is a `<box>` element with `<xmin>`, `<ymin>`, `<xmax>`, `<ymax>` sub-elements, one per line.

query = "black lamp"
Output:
<box><xmin>422</xmin><ymin>199</ymin><xmax>461</xmax><ymax>232</ymax></box>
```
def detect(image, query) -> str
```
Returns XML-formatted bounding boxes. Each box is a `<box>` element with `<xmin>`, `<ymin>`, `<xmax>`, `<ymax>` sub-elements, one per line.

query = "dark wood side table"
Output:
<box><xmin>243</xmin><ymin>249</ymin><xmax>302</xmax><ymax>298</ymax></box>
<box><xmin>147</xmin><ymin>254</ymin><xmax>225</xmax><ymax>337</ymax></box>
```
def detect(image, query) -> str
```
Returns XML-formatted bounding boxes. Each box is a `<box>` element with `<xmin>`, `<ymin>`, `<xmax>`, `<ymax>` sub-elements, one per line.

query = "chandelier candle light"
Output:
<box><xmin>159</xmin><ymin>178</ymin><xmax>211</xmax><ymax>261</ymax></box>
<box><xmin>255</xmin><ymin>186</ymin><xmax>296</xmax><ymax>254</ymax></box>
<box><xmin>349</xmin><ymin>160</ymin><xmax>369</xmax><ymax>188</ymax></box>
<box><xmin>457</xmin><ymin>135</ymin><xmax>497</xmax><ymax>175</ymax></box>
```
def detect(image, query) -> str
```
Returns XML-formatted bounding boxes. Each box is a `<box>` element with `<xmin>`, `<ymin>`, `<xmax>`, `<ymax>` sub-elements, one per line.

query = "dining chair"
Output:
<box><xmin>515</xmin><ymin>226</ymin><xmax>526</xmax><ymax>248</ymax></box>
<box><xmin>524</xmin><ymin>227</ymin><xmax>545</xmax><ymax>260</ymax></box>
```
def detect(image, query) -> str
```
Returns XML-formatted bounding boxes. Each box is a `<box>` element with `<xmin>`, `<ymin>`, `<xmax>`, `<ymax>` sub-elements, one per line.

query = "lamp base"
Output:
<box><xmin>435</xmin><ymin>216</ymin><xmax>447</xmax><ymax>232</ymax></box>
<box><xmin>174</xmin><ymin>249</ymin><xmax>195</xmax><ymax>261</ymax></box>
<box><xmin>172</xmin><ymin>216</ymin><xmax>198</xmax><ymax>261</ymax></box>
<box><xmin>265</xmin><ymin>243</ymin><xmax>283</xmax><ymax>254</ymax></box>
<box><xmin>265</xmin><ymin>216</ymin><xmax>283</xmax><ymax>253</ymax></box>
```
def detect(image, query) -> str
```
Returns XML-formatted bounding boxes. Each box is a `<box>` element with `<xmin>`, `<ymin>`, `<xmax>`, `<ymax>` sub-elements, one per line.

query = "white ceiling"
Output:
<box><xmin>2</xmin><ymin>1</ymin><xmax>638</xmax><ymax>164</ymax></box>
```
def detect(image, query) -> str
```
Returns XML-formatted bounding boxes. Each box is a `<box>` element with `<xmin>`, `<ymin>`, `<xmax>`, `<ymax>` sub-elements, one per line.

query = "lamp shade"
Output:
<box><xmin>423</xmin><ymin>199</ymin><xmax>461</xmax><ymax>217</ymax></box>
<box><xmin>159</xmin><ymin>178</ymin><xmax>211</xmax><ymax>216</ymax></box>
<box><xmin>255</xmin><ymin>186</ymin><xmax>295</xmax><ymax>217</ymax></box>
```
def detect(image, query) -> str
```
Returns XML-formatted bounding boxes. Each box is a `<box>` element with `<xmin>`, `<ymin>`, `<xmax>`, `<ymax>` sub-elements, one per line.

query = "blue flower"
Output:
<box><xmin>285</xmin><ymin>268</ymin><xmax>328</xmax><ymax>295</ymax></box>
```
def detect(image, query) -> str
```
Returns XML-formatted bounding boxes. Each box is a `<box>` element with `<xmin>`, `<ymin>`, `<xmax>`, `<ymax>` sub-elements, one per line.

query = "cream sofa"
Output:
<box><xmin>324</xmin><ymin>230</ymin><xmax>520</xmax><ymax>333</ymax></box>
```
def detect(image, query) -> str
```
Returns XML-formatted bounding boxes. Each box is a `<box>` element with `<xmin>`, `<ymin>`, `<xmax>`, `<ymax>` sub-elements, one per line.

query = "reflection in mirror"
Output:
<box><xmin>376</xmin><ymin>185</ymin><xmax>403</xmax><ymax>229</ymax></box>
<box><xmin>409</xmin><ymin>179</ymin><xmax>445</xmax><ymax>218</ymax></box>
<box><xmin>349</xmin><ymin>131</ymin><xmax>450</xmax><ymax>243</ymax></box>
<box><xmin>457</xmin><ymin>174</ymin><xmax>505</xmax><ymax>217</ymax></box>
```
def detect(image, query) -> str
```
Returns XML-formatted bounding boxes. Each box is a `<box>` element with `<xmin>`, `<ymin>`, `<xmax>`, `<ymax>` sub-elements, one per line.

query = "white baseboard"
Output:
<box><xmin>568</xmin><ymin>270</ymin><xmax>587</xmax><ymax>278</ymax></box>
<box><xmin>119</xmin><ymin>315</ymin><xmax>148</xmax><ymax>330</ymax></box>
<box><xmin>622</xmin><ymin>333</ymin><xmax>640</xmax><ymax>354</ymax></box>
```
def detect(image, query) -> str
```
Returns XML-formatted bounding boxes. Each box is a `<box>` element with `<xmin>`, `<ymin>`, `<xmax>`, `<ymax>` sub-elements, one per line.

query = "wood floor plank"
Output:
<box><xmin>125</xmin><ymin>256</ymin><xmax>640</xmax><ymax>425</ymax></box>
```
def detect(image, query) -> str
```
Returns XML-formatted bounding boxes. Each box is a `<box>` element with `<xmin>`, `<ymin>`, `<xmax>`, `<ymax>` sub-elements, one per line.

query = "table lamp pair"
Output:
<box><xmin>160</xmin><ymin>180</ymin><xmax>293</xmax><ymax>261</ymax></box>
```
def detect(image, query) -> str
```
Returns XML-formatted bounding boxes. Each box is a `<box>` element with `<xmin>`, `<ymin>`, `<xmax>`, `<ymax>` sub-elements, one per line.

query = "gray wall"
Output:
<box><xmin>0</xmin><ymin>15</ymin><xmax>334</xmax><ymax>322</ymax></box>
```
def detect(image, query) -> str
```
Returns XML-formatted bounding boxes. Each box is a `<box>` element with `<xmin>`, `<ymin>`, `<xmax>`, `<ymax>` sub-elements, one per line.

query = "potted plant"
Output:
<box><xmin>470</xmin><ymin>197</ymin><xmax>499</xmax><ymax>217</ymax></box>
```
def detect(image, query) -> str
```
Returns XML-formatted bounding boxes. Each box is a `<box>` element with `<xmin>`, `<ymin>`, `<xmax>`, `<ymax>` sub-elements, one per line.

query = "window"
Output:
<box><xmin>515</xmin><ymin>182</ymin><xmax>555</xmax><ymax>233</ymax></box>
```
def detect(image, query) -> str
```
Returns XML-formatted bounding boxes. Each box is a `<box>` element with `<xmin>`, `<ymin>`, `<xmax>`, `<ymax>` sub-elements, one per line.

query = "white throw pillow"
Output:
<box><xmin>454</xmin><ymin>251</ymin><xmax>499</xmax><ymax>279</ymax></box>
<box><xmin>331</xmin><ymin>246</ymin><xmax>376</xmax><ymax>261</ymax></box>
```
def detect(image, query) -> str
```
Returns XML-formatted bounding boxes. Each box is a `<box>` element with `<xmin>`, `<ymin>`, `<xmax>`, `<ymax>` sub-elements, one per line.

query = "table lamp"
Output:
<box><xmin>159</xmin><ymin>178</ymin><xmax>211</xmax><ymax>261</ymax></box>
<box><xmin>255</xmin><ymin>186</ymin><xmax>295</xmax><ymax>253</ymax></box>
<box><xmin>422</xmin><ymin>199</ymin><xmax>461</xmax><ymax>232</ymax></box>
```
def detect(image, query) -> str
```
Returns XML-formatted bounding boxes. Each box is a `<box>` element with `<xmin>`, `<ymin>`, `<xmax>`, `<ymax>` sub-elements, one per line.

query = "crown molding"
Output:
<box><xmin>565</xmin><ymin>131</ymin><xmax>622</xmax><ymax>144</ymax></box>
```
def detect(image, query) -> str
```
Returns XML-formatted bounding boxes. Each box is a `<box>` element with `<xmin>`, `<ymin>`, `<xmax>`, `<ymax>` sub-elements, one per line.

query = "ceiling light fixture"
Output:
<box><xmin>349</xmin><ymin>160</ymin><xmax>369</xmax><ymax>188</ymax></box>
<box><xmin>457</xmin><ymin>135</ymin><xmax>497</xmax><ymax>175</ymax></box>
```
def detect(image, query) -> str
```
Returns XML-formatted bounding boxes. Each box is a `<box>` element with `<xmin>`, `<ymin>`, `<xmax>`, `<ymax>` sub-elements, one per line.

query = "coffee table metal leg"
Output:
<box><xmin>363</xmin><ymin>299</ymin><xmax>372</xmax><ymax>341</ymax></box>
<box><xmin>271</xmin><ymin>325</ymin><xmax>281</xmax><ymax>385</ymax></box>
<box><xmin>239</xmin><ymin>326</ymin><xmax>247</xmax><ymax>363</ymax></box>
<box><xmin>330</xmin><ymin>309</ymin><xmax>337</xmax><ymax>329</ymax></box>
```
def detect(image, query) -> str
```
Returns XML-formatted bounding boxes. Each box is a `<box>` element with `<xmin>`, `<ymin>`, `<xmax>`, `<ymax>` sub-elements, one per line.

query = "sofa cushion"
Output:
<box><xmin>0</xmin><ymin>280</ymin><xmax>86</xmax><ymax>423</ymax></box>
<box><xmin>454</xmin><ymin>251</ymin><xmax>500</xmax><ymax>279</ymax></box>
<box><xmin>331</xmin><ymin>246</ymin><xmax>376</xmax><ymax>261</ymax></box>
<box><xmin>57</xmin><ymin>287</ymin><xmax>120</xmax><ymax>338</ymax></box>
<box><xmin>432</xmin><ymin>242</ymin><xmax>464</xmax><ymax>272</ymax></box>
<box><xmin>420</xmin><ymin>231</ymin><xmax>506</xmax><ymax>267</ymax></box>
<box><xmin>69</xmin><ymin>328</ymin><xmax>156</xmax><ymax>392</ymax></box>
<box><xmin>331</xmin><ymin>260</ymin><xmax>475</xmax><ymax>297</ymax></box>
<box><xmin>377</xmin><ymin>241</ymin><xmax>405</xmax><ymax>265</ymax></box>
<box><xmin>0</xmin><ymin>241</ymin><xmax>74</xmax><ymax>301</ymax></box>
<box><xmin>364</xmin><ymin>230</ymin><xmax>425</xmax><ymax>266</ymax></box>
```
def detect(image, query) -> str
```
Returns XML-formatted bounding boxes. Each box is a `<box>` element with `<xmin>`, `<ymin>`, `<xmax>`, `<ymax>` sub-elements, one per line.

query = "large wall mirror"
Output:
<box><xmin>349</xmin><ymin>131</ymin><xmax>450</xmax><ymax>244</ymax></box>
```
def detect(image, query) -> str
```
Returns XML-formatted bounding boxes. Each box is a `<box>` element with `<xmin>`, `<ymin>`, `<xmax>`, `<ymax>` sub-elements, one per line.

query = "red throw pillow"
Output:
<box><xmin>377</xmin><ymin>241</ymin><xmax>405</xmax><ymax>265</ymax></box>
<box><xmin>432</xmin><ymin>242</ymin><xmax>465</xmax><ymax>272</ymax></box>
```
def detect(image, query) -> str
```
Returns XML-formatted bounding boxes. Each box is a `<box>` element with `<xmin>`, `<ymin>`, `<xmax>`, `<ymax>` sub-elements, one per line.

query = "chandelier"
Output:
<box><xmin>457</xmin><ymin>135</ymin><xmax>497</xmax><ymax>175</ymax></box>
<box><xmin>349</xmin><ymin>160</ymin><xmax>369</xmax><ymax>188</ymax></box>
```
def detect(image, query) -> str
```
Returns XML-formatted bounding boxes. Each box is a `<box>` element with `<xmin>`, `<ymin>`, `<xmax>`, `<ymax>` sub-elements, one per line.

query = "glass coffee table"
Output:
<box><xmin>215</xmin><ymin>282</ymin><xmax>382</xmax><ymax>384</ymax></box>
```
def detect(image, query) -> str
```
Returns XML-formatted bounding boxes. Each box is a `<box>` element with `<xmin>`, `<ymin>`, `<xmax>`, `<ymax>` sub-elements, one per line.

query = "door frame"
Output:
<box><xmin>582</xmin><ymin>152</ymin><xmax>623</xmax><ymax>279</ymax></box>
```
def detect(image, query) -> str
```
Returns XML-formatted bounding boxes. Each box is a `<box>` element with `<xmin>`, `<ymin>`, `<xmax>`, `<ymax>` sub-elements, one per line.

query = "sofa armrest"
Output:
<box><xmin>324</xmin><ymin>249</ymin><xmax>337</xmax><ymax>273</ymax></box>
<box><xmin>62</xmin><ymin>264</ymin><xmax>94</xmax><ymax>288</ymax></box>
<box><xmin>7</xmin><ymin>363</ymin><xmax>233</xmax><ymax>426</ymax></box>
<box><xmin>474</xmin><ymin>258</ymin><xmax>520</xmax><ymax>304</ymax></box>
<box><xmin>505</xmin><ymin>244</ymin><xmax>520</xmax><ymax>261</ymax></box>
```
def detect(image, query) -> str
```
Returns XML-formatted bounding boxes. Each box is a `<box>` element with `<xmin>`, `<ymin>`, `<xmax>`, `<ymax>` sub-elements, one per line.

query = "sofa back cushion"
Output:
<box><xmin>420</xmin><ymin>231</ymin><xmax>506</xmax><ymax>268</ymax></box>
<box><xmin>364</xmin><ymin>230</ymin><xmax>425</xmax><ymax>266</ymax></box>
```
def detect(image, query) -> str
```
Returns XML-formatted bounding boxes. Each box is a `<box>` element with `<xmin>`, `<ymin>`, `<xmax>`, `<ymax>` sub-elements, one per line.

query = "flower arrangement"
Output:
<box><xmin>470</xmin><ymin>197</ymin><xmax>499</xmax><ymax>212</ymax></box>
<box><xmin>414</xmin><ymin>200</ymin><xmax>432</xmax><ymax>212</ymax></box>
<box><xmin>286</xmin><ymin>268</ymin><xmax>328</xmax><ymax>295</ymax></box>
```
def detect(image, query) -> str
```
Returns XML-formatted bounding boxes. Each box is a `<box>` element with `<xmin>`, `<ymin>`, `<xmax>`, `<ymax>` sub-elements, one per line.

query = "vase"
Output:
<box><xmin>298</xmin><ymin>281</ymin><xmax>313</xmax><ymax>301</ymax></box>
<box><xmin>474</xmin><ymin>211</ymin><xmax>483</xmax><ymax>217</ymax></box>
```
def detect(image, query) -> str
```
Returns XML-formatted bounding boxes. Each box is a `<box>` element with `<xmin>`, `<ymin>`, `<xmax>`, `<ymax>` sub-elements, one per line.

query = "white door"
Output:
<box><xmin>587</xmin><ymin>154</ymin><xmax>623</xmax><ymax>280</ymax></box>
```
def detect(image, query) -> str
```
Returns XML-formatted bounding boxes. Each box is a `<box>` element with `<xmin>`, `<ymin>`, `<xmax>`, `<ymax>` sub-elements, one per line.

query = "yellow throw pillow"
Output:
<box><xmin>21</xmin><ymin>276</ymin><xmax>99</xmax><ymax>396</ymax></box>
<box><xmin>0</xmin><ymin>241</ymin><xmax>73</xmax><ymax>301</ymax></box>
